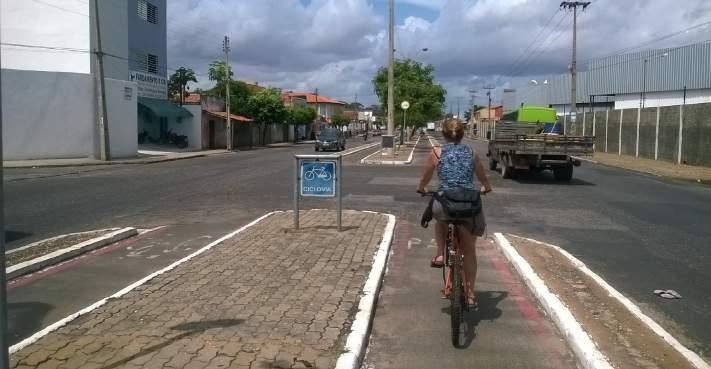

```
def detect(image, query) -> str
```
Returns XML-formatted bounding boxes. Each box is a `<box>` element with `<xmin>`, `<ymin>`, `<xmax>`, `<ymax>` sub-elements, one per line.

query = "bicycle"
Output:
<box><xmin>304</xmin><ymin>166</ymin><xmax>332</xmax><ymax>181</ymax></box>
<box><xmin>419</xmin><ymin>191</ymin><xmax>472</xmax><ymax>346</ymax></box>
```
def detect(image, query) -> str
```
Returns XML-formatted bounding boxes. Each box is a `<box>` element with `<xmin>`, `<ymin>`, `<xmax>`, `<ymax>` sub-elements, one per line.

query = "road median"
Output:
<box><xmin>495</xmin><ymin>233</ymin><xmax>710</xmax><ymax>369</ymax></box>
<box><xmin>7</xmin><ymin>227</ymin><xmax>138</xmax><ymax>280</ymax></box>
<box><xmin>10</xmin><ymin>210</ymin><xmax>396</xmax><ymax>369</ymax></box>
<box><xmin>360</xmin><ymin>135</ymin><xmax>421</xmax><ymax>165</ymax></box>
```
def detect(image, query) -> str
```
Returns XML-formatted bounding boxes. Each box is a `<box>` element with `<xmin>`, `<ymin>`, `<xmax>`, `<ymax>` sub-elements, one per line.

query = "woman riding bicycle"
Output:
<box><xmin>417</xmin><ymin>118</ymin><xmax>492</xmax><ymax>307</ymax></box>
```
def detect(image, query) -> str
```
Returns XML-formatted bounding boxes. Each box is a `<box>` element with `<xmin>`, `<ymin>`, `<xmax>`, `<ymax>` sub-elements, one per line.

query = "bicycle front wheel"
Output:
<box><xmin>450</xmin><ymin>255</ymin><xmax>463</xmax><ymax>347</ymax></box>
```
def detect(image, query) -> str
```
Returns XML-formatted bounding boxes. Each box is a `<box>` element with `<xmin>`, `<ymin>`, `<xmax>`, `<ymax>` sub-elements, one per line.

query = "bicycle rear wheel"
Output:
<box><xmin>450</xmin><ymin>255</ymin><xmax>463</xmax><ymax>346</ymax></box>
<box><xmin>449</xmin><ymin>225</ymin><xmax>464</xmax><ymax>347</ymax></box>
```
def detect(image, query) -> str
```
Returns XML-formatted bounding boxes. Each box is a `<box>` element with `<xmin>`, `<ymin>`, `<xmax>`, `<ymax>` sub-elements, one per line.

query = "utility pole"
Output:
<box><xmin>560</xmin><ymin>1</ymin><xmax>590</xmax><ymax>134</ymax></box>
<box><xmin>386</xmin><ymin>0</ymin><xmax>395</xmax><ymax>147</ymax></box>
<box><xmin>93</xmin><ymin>0</ymin><xmax>111</xmax><ymax>161</ymax></box>
<box><xmin>315</xmin><ymin>88</ymin><xmax>319</xmax><ymax>121</ymax></box>
<box><xmin>0</xmin><ymin>50</ymin><xmax>9</xmax><ymax>369</ymax></box>
<box><xmin>456</xmin><ymin>96</ymin><xmax>464</xmax><ymax>120</ymax></box>
<box><xmin>179</xmin><ymin>68</ymin><xmax>184</xmax><ymax>106</ymax></box>
<box><xmin>223</xmin><ymin>36</ymin><xmax>232</xmax><ymax>150</ymax></box>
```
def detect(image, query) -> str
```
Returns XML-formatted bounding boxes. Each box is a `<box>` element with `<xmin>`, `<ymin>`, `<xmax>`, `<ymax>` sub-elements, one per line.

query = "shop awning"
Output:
<box><xmin>138</xmin><ymin>97</ymin><xmax>193</xmax><ymax>119</ymax></box>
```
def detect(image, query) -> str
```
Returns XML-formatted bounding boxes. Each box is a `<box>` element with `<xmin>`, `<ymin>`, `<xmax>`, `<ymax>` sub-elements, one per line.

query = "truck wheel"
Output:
<box><xmin>488</xmin><ymin>157</ymin><xmax>498</xmax><ymax>171</ymax></box>
<box><xmin>501</xmin><ymin>157</ymin><xmax>515</xmax><ymax>179</ymax></box>
<box><xmin>554</xmin><ymin>165</ymin><xmax>574</xmax><ymax>182</ymax></box>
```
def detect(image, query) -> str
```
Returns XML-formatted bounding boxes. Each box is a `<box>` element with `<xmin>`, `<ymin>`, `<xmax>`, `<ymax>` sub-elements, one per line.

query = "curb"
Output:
<box><xmin>7</xmin><ymin>227</ymin><xmax>138</xmax><ymax>280</ymax></box>
<box><xmin>3</xmin><ymin>152</ymin><xmax>230</xmax><ymax>169</ymax></box>
<box><xmin>507</xmin><ymin>234</ymin><xmax>711</xmax><ymax>369</ymax></box>
<box><xmin>571</xmin><ymin>156</ymin><xmax>599</xmax><ymax>164</ymax></box>
<box><xmin>342</xmin><ymin>142</ymin><xmax>380</xmax><ymax>157</ymax></box>
<box><xmin>360</xmin><ymin>136</ymin><xmax>420</xmax><ymax>165</ymax></box>
<box><xmin>10</xmin><ymin>212</ymin><xmax>280</xmax><ymax>354</ymax></box>
<box><xmin>335</xmin><ymin>212</ymin><xmax>397</xmax><ymax>369</ymax></box>
<box><xmin>493</xmin><ymin>233</ymin><xmax>614</xmax><ymax>369</ymax></box>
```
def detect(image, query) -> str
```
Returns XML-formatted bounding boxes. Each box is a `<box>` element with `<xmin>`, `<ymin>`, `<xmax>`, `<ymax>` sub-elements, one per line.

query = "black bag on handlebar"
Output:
<box><xmin>434</xmin><ymin>188</ymin><xmax>482</xmax><ymax>220</ymax></box>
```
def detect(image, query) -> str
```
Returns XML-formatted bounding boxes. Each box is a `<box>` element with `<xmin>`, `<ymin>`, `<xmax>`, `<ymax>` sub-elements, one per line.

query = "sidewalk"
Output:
<box><xmin>586</xmin><ymin>152</ymin><xmax>711</xmax><ymax>183</ymax></box>
<box><xmin>3</xmin><ymin>150</ymin><xmax>229</xmax><ymax>169</ymax></box>
<box><xmin>10</xmin><ymin>210</ymin><xmax>391</xmax><ymax>369</ymax></box>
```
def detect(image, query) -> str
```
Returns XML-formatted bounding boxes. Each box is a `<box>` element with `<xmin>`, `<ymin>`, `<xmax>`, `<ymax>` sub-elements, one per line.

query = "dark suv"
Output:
<box><xmin>315</xmin><ymin>128</ymin><xmax>346</xmax><ymax>152</ymax></box>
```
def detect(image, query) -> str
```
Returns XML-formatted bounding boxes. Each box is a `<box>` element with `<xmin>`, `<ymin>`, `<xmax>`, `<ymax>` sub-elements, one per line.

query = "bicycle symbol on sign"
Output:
<box><xmin>304</xmin><ymin>166</ymin><xmax>332</xmax><ymax>181</ymax></box>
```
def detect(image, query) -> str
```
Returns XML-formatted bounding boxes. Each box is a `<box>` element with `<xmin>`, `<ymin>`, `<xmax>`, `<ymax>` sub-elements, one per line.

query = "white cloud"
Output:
<box><xmin>167</xmin><ymin>0</ymin><xmax>711</xmax><ymax>106</ymax></box>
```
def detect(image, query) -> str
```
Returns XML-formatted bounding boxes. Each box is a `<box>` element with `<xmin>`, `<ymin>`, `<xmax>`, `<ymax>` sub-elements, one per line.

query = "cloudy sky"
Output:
<box><xmin>167</xmin><ymin>0</ymin><xmax>711</xmax><ymax>109</ymax></box>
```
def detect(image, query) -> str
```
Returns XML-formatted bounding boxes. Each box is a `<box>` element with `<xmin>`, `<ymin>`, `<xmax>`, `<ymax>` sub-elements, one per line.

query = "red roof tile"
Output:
<box><xmin>206</xmin><ymin>111</ymin><xmax>253</xmax><ymax>123</ymax></box>
<box><xmin>282</xmin><ymin>92</ymin><xmax>344</xmax><ymax>105</ymax></box>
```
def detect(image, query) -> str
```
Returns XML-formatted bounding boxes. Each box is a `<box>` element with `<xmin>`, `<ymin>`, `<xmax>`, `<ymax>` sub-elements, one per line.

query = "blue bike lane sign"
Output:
<box><xmin>300</xmin><ymin>161</ymin><xmax>336</xmax><ymax>197</ymax></box>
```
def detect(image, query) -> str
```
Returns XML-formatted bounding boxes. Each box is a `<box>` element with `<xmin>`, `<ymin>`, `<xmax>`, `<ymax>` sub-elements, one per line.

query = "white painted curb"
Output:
<box><xmin>335</xmin><ymin>212</ymin><xmax>397</xmax><ymax>369</ymax></box>
<box><xmin>571</xmin><ymin>156</ymin><xmax>599</xmax><ymax>164</ymax></box>
<box><xmin>493</xmin><ymin>233</ymin><xmax>614</xmax><ymax>369</ymax></box>
<box><xmin>7</xmin><ymin>227</ymin><xmax>138</xmax><ymax>280</ymax></box>
<box><xmin>9</xmin><ymin>212</ymin><xmax>280</xmax><ymax>354</ymax></box>
<box><xmin>360</xmin><ymin>136</ymin><xmax>420</xmax><ymax>165</ymax></box>
<box><xmin>508</xmin><ymin>234</ymin><xmax>711</xmax><ymax>369</ymax></box>
<box><xmin>6</xmin><ymin>228</ymin><xmax>120</xmax><ymax>256</ymax></box>
<box><xmin>342</xmin><ymin>142</ymin><xmax>380</xmax><ymax>157</ymax></box>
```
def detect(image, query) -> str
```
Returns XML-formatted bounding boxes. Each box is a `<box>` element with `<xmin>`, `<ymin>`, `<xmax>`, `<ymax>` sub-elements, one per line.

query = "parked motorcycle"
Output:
<box><xmin>161</xmin><ymin>129</ymin><xmax>189</xmax><ymax>149</ymax></box>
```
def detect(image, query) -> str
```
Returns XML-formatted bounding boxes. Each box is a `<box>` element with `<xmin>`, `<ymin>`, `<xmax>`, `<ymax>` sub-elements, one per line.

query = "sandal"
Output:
<box><xmin>466</xmin><ymin>295</ymin><xmax>478</xmax><ymax>311</ymax></box>
<box><xmin>430</xmin><ymin>255</ymin><xmax>444</xmax><ymax>268</ymax></box>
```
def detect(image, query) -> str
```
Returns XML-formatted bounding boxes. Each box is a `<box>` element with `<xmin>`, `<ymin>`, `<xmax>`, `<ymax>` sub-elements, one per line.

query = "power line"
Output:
<box><xmin>510</xmin><ymin>15</ymin><xmax>571</xmax><ymax>78</ymax></box>
<box><xmin>578</xmin><ymin>18</ymin><xmax>711</xmax><ymax>67</ymax></box>
<box><xmin>501</xmin><ymin>9</ymin><xmax>562</xmax><ymax>77</ymax></box>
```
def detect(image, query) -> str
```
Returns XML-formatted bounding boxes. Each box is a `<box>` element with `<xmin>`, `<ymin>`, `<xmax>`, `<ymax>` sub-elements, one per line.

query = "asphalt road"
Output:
<box><xmin>5</xmin><ymin>133</ymin><xmax>710</xmax><ymax>364</ymax></box>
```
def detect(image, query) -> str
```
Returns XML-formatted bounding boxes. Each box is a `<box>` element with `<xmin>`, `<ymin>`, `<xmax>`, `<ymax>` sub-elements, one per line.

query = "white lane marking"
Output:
<box><xmin>507</xmin><ymin>234</ymin><xmax>711</xmax><ymax>369</ymax></box>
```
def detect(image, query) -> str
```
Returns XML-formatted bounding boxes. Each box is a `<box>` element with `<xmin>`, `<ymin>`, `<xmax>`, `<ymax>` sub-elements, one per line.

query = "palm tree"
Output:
<box><xmin>168</xmin><ymin>67</ymin><xmax>197</xmax><ymax>105</ymax></box>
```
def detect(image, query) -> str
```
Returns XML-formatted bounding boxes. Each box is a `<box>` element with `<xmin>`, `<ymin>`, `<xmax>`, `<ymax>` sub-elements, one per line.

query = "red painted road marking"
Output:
<box><xmin>389</xmin><ymin>221</ymin><xmax>410</xmax><ymax>288</ymax></box>
<box><xmin>7</xmin><ymin>227</ymin><xmax>169</xmax><ymax>291</ymax></box>
<box><xmin>482</xmin><ymin>240</ymin><xmax>570</xmax><ymax>369</ymax></box>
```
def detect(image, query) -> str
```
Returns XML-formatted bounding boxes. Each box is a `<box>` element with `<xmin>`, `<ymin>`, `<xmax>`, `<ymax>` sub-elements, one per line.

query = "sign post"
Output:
<box><xmin>400</xmin><ymin>101</ymin><xmax>410</xmax><ymax>145</ymax></box>
<box><xmin>294</xmin><ymin>154</ymin><xmax>343</xmax><ymax>231</ymax></box>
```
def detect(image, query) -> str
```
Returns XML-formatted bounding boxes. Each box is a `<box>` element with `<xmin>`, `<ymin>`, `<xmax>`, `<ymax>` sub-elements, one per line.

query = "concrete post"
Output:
<box><xmin>592</xmin><ymin>110</ymin><xmax>597</xmax><ymax>151</ymax></box>
<box><xmin>654</xmin><ymin>106</ymin><xmax>660</xmax><ymax>160</ymax></box>
<box><xmin>582</xmin><ymin>110</ymin><xmax>586</xmax><ymax>136</ymax></box>
<box><xmin>619</xmin><ymin>109</ymin><xmax>623</xmax><ymax>156</ymax></box>
<box><xmin>635</xmin><ymin>108</ymin><xmax>641</xmax><ymax>157</ymax></box>
<box><xmin>605</xmin><ymin>109</ymin><xmax>609</xmax><ymax>153</ymax></box>
<box><xmin>677</xmin><ymin>105</ymin><xmax>684</xmax><ymax>164</ymax></box>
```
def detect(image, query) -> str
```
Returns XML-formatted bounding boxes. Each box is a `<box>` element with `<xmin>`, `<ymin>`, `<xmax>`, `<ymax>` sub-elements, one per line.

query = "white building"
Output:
<box><xmin>517</xmin><ymin>41</ymin><xmax>711</xmax><ymax>113</ymax></box>
<box><xmin>1</xmin><ymin>0</ymin><xmax>192</xmax><ymax>161</ymax></box>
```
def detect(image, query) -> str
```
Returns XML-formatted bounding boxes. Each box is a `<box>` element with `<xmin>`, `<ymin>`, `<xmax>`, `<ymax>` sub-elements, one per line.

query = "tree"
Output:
<box><xmin>208</xmin><ymin>60</ymin><xmax>233</xmax><ymax>84</ymax></box>
<box><xmin>287</xmin><ymin>106</ymin><xmax>317</xmax><ymax>142</ymax></box>
<box><xmin>247</xmin><ymin>88</ymin><xmax>288</xmax><ymax>145</ymax></box>
<box><xmin>331</xmin><ymin>112</ymin><xmax>349</xmax><ymax>127</ymax></box>
<box><xmin>168</xmin><ymin>67</ymin><xmax>197</xmax><ymax>105</ymax></box>
<box><xmin>206</xmin><ymin>60</ymin><xmax>253</xmax><ymax>116</ymax></box>
<box><xmin>372</xmin><ymin>58</ymin><xmax>446</xmax><ymax>130</ymax></box>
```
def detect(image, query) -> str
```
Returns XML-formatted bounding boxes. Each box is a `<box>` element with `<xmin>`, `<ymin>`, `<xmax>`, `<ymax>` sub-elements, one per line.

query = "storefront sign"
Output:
<box><xmin>129</xmin><ymin>70</ymin><xmax>167</xmax><ymax>99</ymax></box>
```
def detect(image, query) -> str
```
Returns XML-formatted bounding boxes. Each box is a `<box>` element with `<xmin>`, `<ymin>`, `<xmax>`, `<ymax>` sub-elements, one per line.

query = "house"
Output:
<box><xmin>474</xmin><ymin>106</ymin><xmax>503</xmax><ymax>123</ymax></box>
<box><xmin>1</xmin><ymin>0</ymin><xmax>192</xmax><ymax>160</ymax></box>
<box><xmin>282</xmin><ymin>92</ymin><xmax>345</xmax><ymax>120</ymax></box>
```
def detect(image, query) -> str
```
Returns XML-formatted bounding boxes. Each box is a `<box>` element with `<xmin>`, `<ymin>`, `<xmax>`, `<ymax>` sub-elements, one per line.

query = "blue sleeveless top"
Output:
<box><xmin>437</xmin><ymin>143</ymin><xmax>475</xmax><ymax>191</ymax></box>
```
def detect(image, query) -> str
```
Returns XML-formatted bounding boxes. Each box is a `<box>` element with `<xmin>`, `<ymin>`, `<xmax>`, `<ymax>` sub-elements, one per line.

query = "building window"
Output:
<box><xmin>138</xmin><ymin>0</ymin><xmax>158</xmax><ymax>24</ymax></box>
<box><xmin>146</xmin><ymin>54</ymin><xmax>158</xmax><ymax>74</ymax></box>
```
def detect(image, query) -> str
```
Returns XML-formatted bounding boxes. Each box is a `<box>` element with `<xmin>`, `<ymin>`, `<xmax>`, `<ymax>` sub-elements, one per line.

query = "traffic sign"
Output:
<box><xmin>401</xmin><ymin>101</ymin><xmax>410</xmax><ymax>110</ymax></box>
<box><xmin>300</xmin><ymin>160</ymin><xmax>336</xmax><ymax>197</ymax></box>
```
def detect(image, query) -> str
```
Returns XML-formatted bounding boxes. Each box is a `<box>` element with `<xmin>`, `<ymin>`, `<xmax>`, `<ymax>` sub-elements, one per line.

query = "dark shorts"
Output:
<box><xmin>432</xmin><ymin>200</ymin><xmax>486</xmax><ymax>236</ymax></box>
